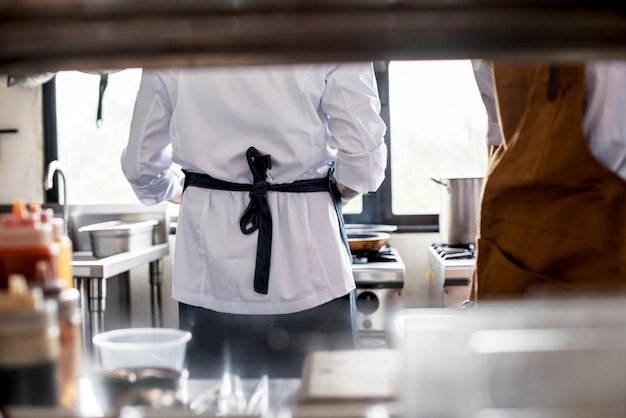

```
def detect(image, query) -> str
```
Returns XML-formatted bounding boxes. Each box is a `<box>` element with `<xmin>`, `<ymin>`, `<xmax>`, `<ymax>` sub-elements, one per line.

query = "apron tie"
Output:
<box><xmin>240</xmin><ymin>147</ymin><xmax>272</xmax><ymax>236</ymax></box>
<box><xmin>182</xmin><ymin>146</ymin><xmax>347</xmax><ymax>295</ymax></box>
<box><xmin>240</xmin><ymin>147</ymin><xmax>273</xmax><ymax>293</ymax></box>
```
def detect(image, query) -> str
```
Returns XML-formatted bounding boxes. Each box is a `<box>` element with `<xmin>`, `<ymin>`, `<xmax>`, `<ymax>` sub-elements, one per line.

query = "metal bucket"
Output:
<box><xmin>432</xmin><ymin>177</ymin><xmax>483</xmax><ymax>245</ymax></box>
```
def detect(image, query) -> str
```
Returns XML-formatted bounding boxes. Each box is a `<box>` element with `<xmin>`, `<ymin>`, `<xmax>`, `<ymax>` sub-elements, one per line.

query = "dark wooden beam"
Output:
<box><xmin>1</xmin><ymin>1</ymin><xmax>625</xmax><ymax>74</ymax></box>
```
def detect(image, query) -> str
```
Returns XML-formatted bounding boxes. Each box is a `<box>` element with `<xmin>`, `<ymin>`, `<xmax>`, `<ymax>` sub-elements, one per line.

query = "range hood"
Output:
<box><xmin>1</xmin><ymin>0</ymin><xmax>626</xmax><ymax>74</ymax></box>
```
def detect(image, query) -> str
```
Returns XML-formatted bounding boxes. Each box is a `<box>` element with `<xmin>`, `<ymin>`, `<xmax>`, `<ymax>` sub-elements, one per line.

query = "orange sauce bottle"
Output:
<box><xmin>0</xmin><ymin>201</ymin><xmax>60</xmax><ymax>289</ymax></box>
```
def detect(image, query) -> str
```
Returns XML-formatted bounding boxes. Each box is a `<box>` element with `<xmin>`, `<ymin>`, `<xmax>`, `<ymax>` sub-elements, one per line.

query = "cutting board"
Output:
<box><xmin>298</xmin><ymin>349</ymin><xmax>400</xmax><ymax>404</ymax></box>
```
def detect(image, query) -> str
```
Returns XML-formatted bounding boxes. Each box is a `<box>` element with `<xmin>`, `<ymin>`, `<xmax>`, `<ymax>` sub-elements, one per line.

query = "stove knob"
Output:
<box><xmin>356</xmin><ymin>291</ymin><xmax>380</xmax><ymax>314</ymax></box>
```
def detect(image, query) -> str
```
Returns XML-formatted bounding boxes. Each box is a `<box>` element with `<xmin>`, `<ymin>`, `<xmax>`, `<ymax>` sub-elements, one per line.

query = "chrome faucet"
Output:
<box><xmin>44</xmin><ymin>159</ymin><xmax>68</xmax><ymax>234</ymax></box>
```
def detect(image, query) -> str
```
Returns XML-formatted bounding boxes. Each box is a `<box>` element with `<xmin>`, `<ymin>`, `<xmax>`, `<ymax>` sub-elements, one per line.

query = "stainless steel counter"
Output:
<box><xmin>84</xmin><ymin>376</ymin><xmax>397</xmax><ymax>418</ymax></box>
<box><xmin>78</xmin><ymin>376</ymin><xmax>301</xmax><ymax>418</ymax></box>
<box><xmin>72</xmin><ymin>243</ymin><xmax>170</xmax><ymax>360</ymax></box>
<box><xmin>72</xmin><ymin>243</ymin><xmax>169</xmax><ymax>279</ymax></box>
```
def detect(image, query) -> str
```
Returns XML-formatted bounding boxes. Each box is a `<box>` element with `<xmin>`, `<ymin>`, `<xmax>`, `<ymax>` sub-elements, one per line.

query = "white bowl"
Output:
<box><xmin>93</xmin><ymin>328</ymin><xmax>191</xmax><ymax>371</ymax></box>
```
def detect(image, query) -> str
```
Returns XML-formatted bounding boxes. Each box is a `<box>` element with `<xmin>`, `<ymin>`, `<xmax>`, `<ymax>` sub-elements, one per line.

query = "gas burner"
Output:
<box><xmin>351</xmin><ymin>245</ymin><xmax>399</xmax><ymax>264</ymax></box>
<box><xmin>431</xmin><ymin>243</ymin><xmax>476</xmax><ymax>260</ymax></box>
<box><xmin>427</xmin><ymin>243</ymin><xmax>475</xmax><ymax>308</ymax></box>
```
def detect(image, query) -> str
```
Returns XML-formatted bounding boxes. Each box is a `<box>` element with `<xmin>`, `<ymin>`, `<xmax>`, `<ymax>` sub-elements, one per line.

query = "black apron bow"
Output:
<box><xmin>182</xmin><ymin>146</ymin><xmax>347</xmax><ymax>295</ymax></box>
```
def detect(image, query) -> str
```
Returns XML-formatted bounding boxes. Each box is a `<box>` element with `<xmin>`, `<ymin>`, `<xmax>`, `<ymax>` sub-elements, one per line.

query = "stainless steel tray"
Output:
<box><xmin>79</xmin><ymin>219</ymin><xmax>158</xmax><ymax>258</ymax></box>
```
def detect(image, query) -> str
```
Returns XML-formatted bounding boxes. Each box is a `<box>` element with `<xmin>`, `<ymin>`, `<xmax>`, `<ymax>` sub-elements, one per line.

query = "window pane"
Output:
<box><xmin>388</xmin><ymin>60</ymin><xmax>488</xmax><ymax>215</ymax></box>
<box><xmin>56</xmin><ymin>69</ymin><xmax>142</xmax><ymax>204</ymax></box>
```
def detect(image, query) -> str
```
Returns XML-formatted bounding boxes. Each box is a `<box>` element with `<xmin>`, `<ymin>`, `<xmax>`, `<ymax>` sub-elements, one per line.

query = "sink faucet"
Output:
<box><xmin>44</xmin><ymin>159</ymin><xmax>68</xmax><ymax>234</ymax></box>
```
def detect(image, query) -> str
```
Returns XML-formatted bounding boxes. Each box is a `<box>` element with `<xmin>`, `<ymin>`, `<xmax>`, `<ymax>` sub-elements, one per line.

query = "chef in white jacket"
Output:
<box><xmin>121</xmin><ymin>63</ymin><xmax>387</xmax><ymax>378</ymax></box>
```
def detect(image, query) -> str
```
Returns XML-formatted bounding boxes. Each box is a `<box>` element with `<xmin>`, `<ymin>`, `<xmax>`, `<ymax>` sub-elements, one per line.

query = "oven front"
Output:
<box><xmin>351</xmin><ymin>245</ymin><xmax>405</xmax><ymax>347</ymax></box>
<box><xmin>355</xmin><ymin>285</ymin><xmax>403</xmax><ymax>331</ymax></box>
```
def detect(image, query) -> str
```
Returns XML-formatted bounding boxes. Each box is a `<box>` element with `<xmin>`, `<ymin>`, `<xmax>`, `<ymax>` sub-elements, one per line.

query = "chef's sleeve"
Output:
<box><xmin>321</xmin><ymin>62</ymin><xmax>388</xmax><ymax>194</ymax></box>
<box><xmin>472</xmin><ymin>60</ymin><xmax>503</xmax><ymax>147</ymax></box>
<box><xmin>121</xmin><ymin>69</ymin><xmax>183</xmax><ymax>205</ymax></box>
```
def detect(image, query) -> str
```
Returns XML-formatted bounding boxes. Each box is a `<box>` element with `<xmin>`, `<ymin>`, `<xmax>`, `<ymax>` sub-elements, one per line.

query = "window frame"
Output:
<box><xmin>43</xmin><ymin>77</ymin><xmax>60</xmax><ymax>203</ymax></box>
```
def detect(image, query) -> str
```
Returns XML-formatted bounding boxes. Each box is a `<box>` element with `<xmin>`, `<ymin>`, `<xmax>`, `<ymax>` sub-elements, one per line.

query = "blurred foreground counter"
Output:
<box><xmin>3</xmin><ymin>349</ymin><xmax>401</xmax><ymax>418</ymax></box>
<box><xmin>4</xmin><ymin>379</ymin><xmax>301</xmax><ymax>418</ymax></box>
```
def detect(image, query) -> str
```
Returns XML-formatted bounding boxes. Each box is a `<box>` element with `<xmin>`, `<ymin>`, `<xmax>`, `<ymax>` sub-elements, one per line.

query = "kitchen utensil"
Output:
<box><xmin>92</xmin><ymin>327</ymin><xmax>191</xmax><ymax>371</ymax></box>
<box><xmin>348</xmin><ymin>232</ymin><xmax>390</xmax><ymax>253</ymax></box>
<box><xmin>89</xmin><ymin>366</ymin><xmax>187</xmax><ymax>413</ymax></box>
<box><xmin>189</xmin><ymin>374</ymin><xmax>269</xmax><ymax>416</ymax></box>
<box><xmin>431</xmin><ymin>177</ymin><xmax>483</xmax><ymax>244</ymax></box>
<box><xmin>218</xmin><ymin>372</ymin><xmax>247</xmax><ymax>416</ymax></box>
<box><xmin>246</xmin><ymin>374</ymin><xmax>269</xmax><ymax>416</ymax></box>
<box><xmin>346</xmin><ymin>224</ymin><xmax>398</xmax><ymax>234</ymax></box>
<box><xmin>79</xmin><ymin>219</ymin><xmax>158</xmax><ymax>258</ymax></box>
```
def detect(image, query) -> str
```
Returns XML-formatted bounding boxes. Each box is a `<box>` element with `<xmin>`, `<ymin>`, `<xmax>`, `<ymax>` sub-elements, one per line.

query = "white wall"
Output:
<box><xmin>0</xmin><ymin>75</ymin><xmax>45</xmax><ymax>204</ymax></box>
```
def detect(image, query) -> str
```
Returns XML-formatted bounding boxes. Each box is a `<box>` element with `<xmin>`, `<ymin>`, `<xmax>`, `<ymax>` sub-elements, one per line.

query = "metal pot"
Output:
<box><xmin>432</xmin><ymin>177</ymin><xmax>483</xmax><ymax>245</ymax></box>
<box><xmin>347</xmin><ymin>232</ymin><xmax>390</xmax><ymax>252</ymax></box>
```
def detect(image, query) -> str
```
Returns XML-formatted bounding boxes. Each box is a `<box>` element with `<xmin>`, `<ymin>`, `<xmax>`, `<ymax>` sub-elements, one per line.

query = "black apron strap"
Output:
<box><xmin>182</xmin><ymin>146</ymin><xmax>349</xmax><ymax>295</ymax></box>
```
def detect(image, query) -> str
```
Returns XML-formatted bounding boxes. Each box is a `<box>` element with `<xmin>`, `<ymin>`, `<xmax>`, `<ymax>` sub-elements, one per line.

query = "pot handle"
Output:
<box><xmin>431</xmin><ymin>178</ymin><xmax>451</xmax><ymax>193</ymax></box>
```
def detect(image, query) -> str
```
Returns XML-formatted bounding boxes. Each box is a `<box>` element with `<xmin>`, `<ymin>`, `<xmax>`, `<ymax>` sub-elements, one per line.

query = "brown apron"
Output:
<box><xmin>473</xmin><ymin>63</ymin><xmax>626</xmax><ymax>301</ymax></box>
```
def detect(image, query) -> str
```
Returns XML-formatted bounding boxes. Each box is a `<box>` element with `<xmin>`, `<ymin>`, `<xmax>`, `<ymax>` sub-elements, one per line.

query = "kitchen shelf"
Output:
<box><xmin>1</xmin><ymin>1</ymin><xmax>626</xmax><ymax>74</ymax></box>
<box><xmin>72</xmin><ymin>242</ymin><xmax>169</xmax><ymax>279</ymax></box>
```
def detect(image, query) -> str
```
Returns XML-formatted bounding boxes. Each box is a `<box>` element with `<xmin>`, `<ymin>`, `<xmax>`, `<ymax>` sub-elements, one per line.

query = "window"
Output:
<box><xmin>343</xmin><ymin>60</ymin><xmax>489</xmax><ymax>230</ymax></box>
<box><xmin>44</xmin><ymin>61</ymin><xmax>488</xmax><ymax>231</ymax></box>
<box><xmin>48</xmin><ymin>69</ymin><xmax>143</xmax><ymax>204</ymax></box>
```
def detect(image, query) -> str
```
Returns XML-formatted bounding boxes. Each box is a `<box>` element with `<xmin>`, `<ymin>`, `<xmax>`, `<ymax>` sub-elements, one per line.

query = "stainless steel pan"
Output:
<box><xmin>346</xmin><ymin>224</ymin><xmax>398</xmax><ymax>234</ymax></box>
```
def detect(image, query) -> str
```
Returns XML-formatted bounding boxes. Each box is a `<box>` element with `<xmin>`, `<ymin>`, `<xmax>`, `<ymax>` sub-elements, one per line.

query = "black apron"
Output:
<box><xmin>182</xmin><ymin>146</ymin><xmax>349</xmax><ymax>294</ymax></box>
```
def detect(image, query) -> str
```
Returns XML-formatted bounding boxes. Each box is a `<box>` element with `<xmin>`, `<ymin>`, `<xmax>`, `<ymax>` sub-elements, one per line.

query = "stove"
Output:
<box><xmin>427</xmin><ymin>243</ymin><xmax>475</xmax><ymax>308</ymax></box>
<box><xmin>351</xmin><ymin>245</ymin><xmax>405</xmax><ymax>347</ymax></box>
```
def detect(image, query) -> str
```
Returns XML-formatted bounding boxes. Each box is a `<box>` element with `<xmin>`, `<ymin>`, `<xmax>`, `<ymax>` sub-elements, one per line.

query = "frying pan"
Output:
<box><xmin>347</xmin><ymin>232</ymin><xmax>391</xmax><ymax>252</ymax></box>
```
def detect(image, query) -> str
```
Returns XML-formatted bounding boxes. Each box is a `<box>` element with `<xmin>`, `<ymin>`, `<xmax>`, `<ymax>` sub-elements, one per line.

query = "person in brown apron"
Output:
<box><xmin>472</xmin><ymin>63</ymin><xmax>626</xmax><ymax>301</ymax></box>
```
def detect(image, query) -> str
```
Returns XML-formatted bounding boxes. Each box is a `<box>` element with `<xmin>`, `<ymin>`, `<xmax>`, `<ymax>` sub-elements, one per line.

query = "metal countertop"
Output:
<box><xmin>71</xmin><ymin>243</ymin><xmax>170</xmax><ymax>279</ymax></box>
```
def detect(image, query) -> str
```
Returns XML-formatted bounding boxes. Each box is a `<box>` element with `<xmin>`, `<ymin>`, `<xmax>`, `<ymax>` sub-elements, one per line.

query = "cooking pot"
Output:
<box><xmin>347</xmin><ymin>232</ymin><xmax>390</xmax><ymax>253</ymax></box>
<box><xmin>432</xmin><ymin>177</ymin><xmax>483</xmax><ymax>245</ymax></box>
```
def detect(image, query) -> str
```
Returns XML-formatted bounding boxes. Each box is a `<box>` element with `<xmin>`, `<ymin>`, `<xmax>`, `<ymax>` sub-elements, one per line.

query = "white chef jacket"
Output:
<box><xmin>473</xmin><ymin>60</ymin><xmax>626</xmax><ymax>180</ymax></box>
<box><xmin>121</xmin><ymin>63</ymin><xmax>387</xmax><ymax>315</ymax></box>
